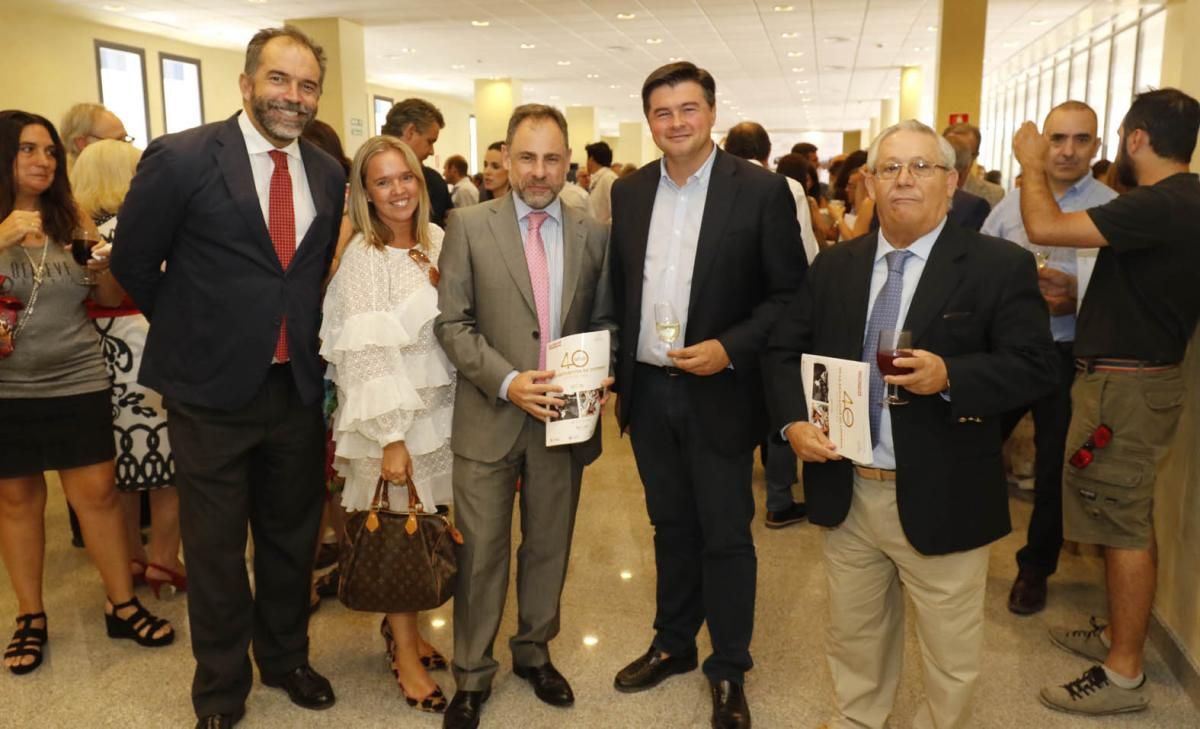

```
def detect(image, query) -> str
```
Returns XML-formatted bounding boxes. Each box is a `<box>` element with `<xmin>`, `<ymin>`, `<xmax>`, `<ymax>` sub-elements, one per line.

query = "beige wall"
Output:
<box><xmin>0</xmin><ymin>9</ymin><xmax>244</xmax><ymax>142</ymax></box>
<box><xmin>365</xmin><ymin>85</ymin><xmax>473</xmax><ymax>173</ymax></box>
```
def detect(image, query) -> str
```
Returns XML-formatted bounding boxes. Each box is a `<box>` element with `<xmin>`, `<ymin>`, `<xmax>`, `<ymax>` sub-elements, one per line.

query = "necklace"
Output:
<box><xmin>14</xmin><ymin>242</ymin><xmax>50</xmax><ymax>341</ymax></box>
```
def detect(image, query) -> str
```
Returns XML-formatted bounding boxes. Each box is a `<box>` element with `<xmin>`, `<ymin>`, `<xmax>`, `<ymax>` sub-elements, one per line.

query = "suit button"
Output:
<box><xmin>532</xmin><ymin>330</ymin><xmax>539</xmax><ymax>339</ymax></box>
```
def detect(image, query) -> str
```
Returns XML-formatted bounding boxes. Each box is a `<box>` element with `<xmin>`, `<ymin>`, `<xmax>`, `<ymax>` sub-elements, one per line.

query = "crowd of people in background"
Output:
<box><xmin>2</xmin><ymin>21</ymin><xmax>1198</xmax><ymax>729</ymax></box>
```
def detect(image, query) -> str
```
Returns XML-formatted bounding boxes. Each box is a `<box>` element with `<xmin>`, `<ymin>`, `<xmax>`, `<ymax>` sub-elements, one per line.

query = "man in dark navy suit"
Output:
<box><xmin>113</xmin><ymin>26</ymin><xmax>346</xmax><ymax>729</ymax></box>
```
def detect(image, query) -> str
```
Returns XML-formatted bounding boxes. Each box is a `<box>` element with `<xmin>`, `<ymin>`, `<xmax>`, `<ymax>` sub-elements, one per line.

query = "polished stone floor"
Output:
<box><xmin>3</xmin><ymin>412</ymin><xmax>1198</xmax><ymax>728</ymax></box>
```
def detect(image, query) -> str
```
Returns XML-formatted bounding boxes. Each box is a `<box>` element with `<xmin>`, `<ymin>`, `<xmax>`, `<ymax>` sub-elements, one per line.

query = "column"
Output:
<box><xmin>617</xmin><ymin>121</ymin><xmax>646</xmax><ymax>168</ymax></box>
<box><xmin>934</xmin><ymin>0</ymin><xmax>988</xmax><ymax>132</ymax></box>
<box><xmin>868</xmin><ymin>116</ymin><xmax>881</xmax><ymax>146</ymax></box>
<box><xmin>474</xmin><ymin>78</ymin><xmax>520</xmax><ymax>165</ymax></box>
<box><xmin>1160</xmin><ymin>0</ymin><xmax>1200</xmax><ymax>173</ymax></box>
<box><xmin>565</xmin><ymin>106</ymin><xmax>596</xmax><ymax>165</ymax></box>
<box><xmin>286</xmin><ymin>17</ymin><xmax>368</xmax><ymax>155</ymax></box>
<box><xmin>880</xmin><ymin>97</ymin><xmax>899</xmax><ymax>129</ymax></box>
<box><xmin>842</xmin><ymin>130</ymin><xmax>863</xmax><ymax>152</ymax></box>
<box><xmin>899</xmin><ymin>65</ymin><xmax>923</xmax><ymax>122</ymax></box>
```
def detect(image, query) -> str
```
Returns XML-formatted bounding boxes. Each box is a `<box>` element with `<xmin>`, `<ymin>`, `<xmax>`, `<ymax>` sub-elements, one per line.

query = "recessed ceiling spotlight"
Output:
<box><xmin>609</xmin><ymin>84</ymin><xmax>621</xmax><ymax>89</ymax></box>
<box><xmin>787</xmin><ymin>51</ymin><xmax>804</xmax><ymax>57</ymax></box>
<box><xmin>246</xmin><ymin>0</ymin><xmax>267</xmax><ymax>4</ymax></box>
<box><xmin>781</xmin><ymin>32</ymin><xmax>798</xmax><ymax>39</ymax></box>
<box><xmin>471</xmin><ymin>20</ymin><xmax>490</xmax><ymax>27</ymax></box>
<box><xmin>557</xmin><ymin>60</ymin><xmax>572</xmax><ymax>65</ymax></box>
<box><xmin>792</xmin><ymin>67</ymin><xmax>805</xmax><ymax>72</ymax></box>
<box><xmin>628</xmin><ymin>93</ymin><xmax>639</xmax><ymax>98</ymax></box>
<box><xmin>646</xmin><ymin>37</ymin><xmax>663</xmax><ymax>44</ymax></box>
<box><xmin>1002</xmin><ymin>41</ymin><xmax>1018</xmax><ymax>47</ymax></box>
<box><xmin>616</xmin><ymin>12</ymin><xmax>636</xmax><ymax>20</ymax></box>
<box><xmin>586</xmin><ymin>73</ymin><xmax>600</xmax><ymax>79</ymax></box>
<box><xmin>912</xmin><ymin>46</ymin><xmax>923</xmax><ymax>52</ymax></box>
<box><xmin>926</xmin><ymin>25</ymin><xmax>939</xmax><ymax>31</ymax></box>
<box><xmin>668</xmin><ymin>56</ymin><xmax>682</xmax><ymax>61</ymax></box>
<box><xmin>450</xmin><ymin>64</ymin><xmax>465</xmax><ymax>70</ymax></box>
<box><xmin>773</xmin><ymin>4</ymin><xmax>794</xmax><ymax>11</ymax></box>
<box><xmin>795</xmin><ymin>79</ymin><xmax>809</xmax><ymax>84</ymax></box>
<box><xmin>520</xmin><ymin>43</ymin><xmax>536</xmax><ymax>49</ymax></box>
<box><xmin>103</xmin><ymin>3</ymin><xmax>125</xmax><ymax>10</ymax></box>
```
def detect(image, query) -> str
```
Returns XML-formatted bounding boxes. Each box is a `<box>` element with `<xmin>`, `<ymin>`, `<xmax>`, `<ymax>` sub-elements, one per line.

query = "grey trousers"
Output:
<box><xmin>450</xmin><ymin>417</ymin><xmax>584</xmax><ymax>691</ymax></box>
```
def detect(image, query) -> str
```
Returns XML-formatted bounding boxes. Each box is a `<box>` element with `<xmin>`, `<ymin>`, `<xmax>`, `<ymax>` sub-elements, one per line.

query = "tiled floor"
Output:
<box><xmin>3</xmin><ymin>412</ymin><xmax>1198</xmax><ymax>728</ymax></box>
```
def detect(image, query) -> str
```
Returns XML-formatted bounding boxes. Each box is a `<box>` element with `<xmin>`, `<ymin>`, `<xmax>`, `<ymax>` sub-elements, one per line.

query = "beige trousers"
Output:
<box><xmin>824</xmin><ymin>474</ymin><xmax>990</xmax><ymax>729</ymax></box>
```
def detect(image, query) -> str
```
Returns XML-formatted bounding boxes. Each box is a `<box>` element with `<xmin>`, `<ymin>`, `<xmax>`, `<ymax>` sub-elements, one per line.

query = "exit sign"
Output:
<box><xmin>948</xmin><ymin>113</ymin><xmax>970</xmax><ymax>125</ymax></box>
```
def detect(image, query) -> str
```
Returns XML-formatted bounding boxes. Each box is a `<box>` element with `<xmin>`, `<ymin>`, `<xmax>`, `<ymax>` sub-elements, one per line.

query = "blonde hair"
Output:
<box><xmin>347</xmin><ymin>135</ymin><xmax>432</xmax><ymax>252</ymax></box>
<box><xmin>71</xmin><ymin>139</ymin><xmax>142</xmax><ymax>219</ymax></box>
<box><xmin>60</xmin><ymin>103</ymin><xmax>108</xmax><ymax>168</ymax></box>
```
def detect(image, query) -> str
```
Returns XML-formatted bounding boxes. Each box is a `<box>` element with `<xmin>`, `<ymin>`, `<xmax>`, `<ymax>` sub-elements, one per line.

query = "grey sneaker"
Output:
<box><xmin>1049</xmin><ymin>616</ymin><xmax>1109</xmax><ymax>663</ymax></box>
<box><xmin>1040</xmin><ymin>665</ymin><xmax>1149</xmax><ymax>715</ymax></box>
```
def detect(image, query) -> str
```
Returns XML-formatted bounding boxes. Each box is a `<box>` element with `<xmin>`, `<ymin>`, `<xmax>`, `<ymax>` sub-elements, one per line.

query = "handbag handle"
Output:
<box><xmin>370</xmin><ymin>476</ymin><xmax>428</xmax><ymax>514</ymax></box>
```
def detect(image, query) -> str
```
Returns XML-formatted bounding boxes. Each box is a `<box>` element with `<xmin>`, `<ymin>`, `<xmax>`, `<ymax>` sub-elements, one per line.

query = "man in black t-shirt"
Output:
<box><xmin>1013</xmin><ymin>88</ymin><xmax>1200</xmax><ymax>717</ymax></box>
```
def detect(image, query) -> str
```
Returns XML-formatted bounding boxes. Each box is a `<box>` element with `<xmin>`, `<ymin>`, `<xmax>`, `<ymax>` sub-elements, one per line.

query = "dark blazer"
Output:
<box><xmin>112</xmin><ymin>113</ymin><xmax>347</xmax><ymax>410</ymax></box>
<box><xmin>949</xmin><ymin>188</ymin><xmax>991</xmax><ymax>232</ymax></box>
<box><xmin>423</xmin><ymin>165</ymin><xmax>453</xmax><ymax>227</ymax></box>
<box><xmin>765</xmin><ymin>223</ymin><xmax>1058</xmax><ymax>555</ymax></box>
<box><xmin>611</xmin><ymin>148</ymin><xmax>807</xmax><ymax>454</ymax></box>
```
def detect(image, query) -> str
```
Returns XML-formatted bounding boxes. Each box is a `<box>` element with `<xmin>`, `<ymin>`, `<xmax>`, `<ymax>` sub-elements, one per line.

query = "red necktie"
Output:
<box><xmin>268</xmin><ymin>150</ymin><xmax>296</xmax><ymax>362</ymax></box>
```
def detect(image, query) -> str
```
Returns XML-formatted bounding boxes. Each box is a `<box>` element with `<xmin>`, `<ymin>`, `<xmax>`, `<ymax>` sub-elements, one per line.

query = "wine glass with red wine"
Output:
<box><xmin>71</xmin><ymin>228</ymin><xmax>101</xmax><ymax>285</ymax></box>
<box><xmin>876</xmin><ymin>329</ymin><xmax>913</xmax><ymax>406</ymax></box>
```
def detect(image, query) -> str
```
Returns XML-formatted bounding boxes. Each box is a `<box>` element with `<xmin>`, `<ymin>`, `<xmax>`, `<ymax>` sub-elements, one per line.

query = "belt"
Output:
<box><xmin>636</xmin><ymin>362</ymin><xmax>686</xmax><ymax>377</ymax></box>
<box><xmin>854</xmin><ymin>465</ymin><xmax>896</xmax><ymax>481</ymax></box>
<box><xmin>1075</xmin><ymin>358</ymin><xmax>1176</xmax><ymax>374</ymax></box>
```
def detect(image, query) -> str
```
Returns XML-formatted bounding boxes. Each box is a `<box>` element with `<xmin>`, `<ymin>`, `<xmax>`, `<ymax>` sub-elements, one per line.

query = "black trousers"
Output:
<box><xmin>629</xmin><ymin>364</ymin><xmax>756</xmax><ymax>683</ymax></box>
<box><xmin>1001</xmin><ymin>341</ymin><xmax>1076</xmax><ymax>577</ymax></box>
<box><xmin>166</xmin><ymin>364</ymin><xmax>326</xmax><ymax>717</ymax></box>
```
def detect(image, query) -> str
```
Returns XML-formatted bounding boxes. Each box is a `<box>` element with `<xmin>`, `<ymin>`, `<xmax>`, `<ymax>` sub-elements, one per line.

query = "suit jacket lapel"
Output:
<box><xmin>559</xmin><ymin>205</ymin><xmax>586</xmax><ymax>328</ymax></box>
<box><xmin>488</xmin><ymin>195</ymin><xmax>538</xmax><ymax>317</ymax></box>
<box><xmin>846</xmin><ymin>233</ymin><xmax>879</xmax><ymax>358</ymax></box>
<box><xmin>903</xmin><ymin>224</ymin><xmax>967</xmax><ymax>344</ymax></box>
<box><xmin>688</xmin><ymin>150</ymin><xmax>737</xmax><ymax>315</ymax></box>
<box><xmin>215</xmin><ymin>115</ymin><xmax>275</xmax><ymax>263</ymax></box>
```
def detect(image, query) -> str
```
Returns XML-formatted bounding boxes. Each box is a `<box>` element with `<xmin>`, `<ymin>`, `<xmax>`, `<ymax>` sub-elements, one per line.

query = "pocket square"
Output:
<box><xmin>942</xmin><ymin>311</ymin><xmax>973</xmax><ymax>320</ymax></box>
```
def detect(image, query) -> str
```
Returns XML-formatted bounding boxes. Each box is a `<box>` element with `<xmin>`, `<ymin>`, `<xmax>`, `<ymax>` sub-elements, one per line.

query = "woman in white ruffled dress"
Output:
<box><xmin>321</xmin><ymin>136</ymin><xmax>454</xmax><ymax>713</ymax></box>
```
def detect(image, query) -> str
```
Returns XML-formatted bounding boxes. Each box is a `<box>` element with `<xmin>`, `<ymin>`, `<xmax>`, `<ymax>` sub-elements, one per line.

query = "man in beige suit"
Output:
<box><xmin>434</xmin><ymin>104</ymin><xmax>616</xmax><ymax>729</ymax></box>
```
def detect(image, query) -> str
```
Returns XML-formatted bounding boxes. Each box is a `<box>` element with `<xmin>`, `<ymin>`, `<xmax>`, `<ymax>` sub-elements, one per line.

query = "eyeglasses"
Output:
<box><xmin>407</xmin><ymin>247</ymin><xmax>440</xmax><ymax>287</ymax></box>
<box><xmin>1069</xmin><ymin>423</ymin><xmax>1113</xmax><ymax>469</ymax></box>
<box><xmin>88</xmin><ymin>134</ymin><xmax>135</xmax><ymax>144</ymax></box>
<box><xmin>871</xmin><ymin>158</ymin><xmax>950</xmax><ymax>180</ymax></box>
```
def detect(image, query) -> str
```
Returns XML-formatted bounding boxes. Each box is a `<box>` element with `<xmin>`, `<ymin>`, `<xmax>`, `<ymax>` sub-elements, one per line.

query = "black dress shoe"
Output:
<box><xmin>262</xmin><ymin>664</ymin><xmax>336</xmax><ymax>710</ymax></box>
<box><xmin>194</xmin><ymin>707</ymin><xmax>244</xmax><ymax>729</ymax></box>
<box><xmin>1008</xmin><ymin>569</ymin><xmax>1048</xmax><ymax>615</ymax></box>
<box><xmin>614</xmin><ymin>646</ymin><xmax>698</xmax><ymax>693</ymax></box>
<box><xmin>443</xmin><ymin>689</ymin><xmax>490</xmax><ymax>729</ymax></box>
<box><xmin>710</xmin><ymin>679</ymin><xmax>751</xmax><ymax>729</ymax></box>
<box><xmin>514</xmin><ymin>662</ymin><xmax>574</xmax><ymax>707</ymax></box>
<box><xmin>765</xmin><ymin>502</ymin><xmax>808</xmax><ymax>529</ymax></box>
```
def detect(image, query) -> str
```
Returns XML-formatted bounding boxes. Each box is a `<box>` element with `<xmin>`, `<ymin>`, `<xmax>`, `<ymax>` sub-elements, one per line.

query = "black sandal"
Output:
<box><xmin>5</xmin><ymin>613</ymin><xmax>47</xmax><ymax>675</ymax></box>
<box><xmin>105</xmin><ymin>597</ymin><xmax>174</xmax><ymax>647</ymax></box>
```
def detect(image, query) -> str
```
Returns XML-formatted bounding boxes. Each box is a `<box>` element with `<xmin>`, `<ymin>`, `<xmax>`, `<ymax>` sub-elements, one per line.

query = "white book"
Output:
<box><xmin>545</xmin><ymin>330</ymin><xmax>611</xmax><ymax>447</ymax></box>
<box><xmin>800</xmin><ymin>354</ymin><xmax>873</xmax><ymax>465</ymax></box>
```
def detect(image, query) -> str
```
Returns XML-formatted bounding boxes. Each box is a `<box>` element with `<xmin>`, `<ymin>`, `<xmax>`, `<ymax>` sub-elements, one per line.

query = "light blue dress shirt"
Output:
<box><xmin>498</xmin><ymin>196</ymin><xmax>566</xmax><ymax>400</ymax></box>
<box><xmin>980</xmin><ymin>174</ymin><xmax>1116</xmax><ymax>342</ymax></box>
<box><xmin>635</xmin><ymin>144</ymin><xmax>719</xmax><ymax>366</ymax></box>
<box><xmin>865</xmin><ymin>220</ymin><xmax>946</xmax><ymax>470</ymax></box>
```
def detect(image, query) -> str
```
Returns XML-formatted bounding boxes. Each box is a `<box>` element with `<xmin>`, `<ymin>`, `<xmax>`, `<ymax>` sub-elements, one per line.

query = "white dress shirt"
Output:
<box><xmin>498</xmin><ymin>195</ymin><xmax>566</xmax><ymax>400</ymax></box>
<box><xmin>237</xmin><ymin>111</ymin><xmax>316</xmax><ymax>248</ymax></box>
<box><xmin>450</xmin><ymin>178</ymin><xmax>480</xmax><ymax>208</ymax></box>
<box><xmin>749</xmin><ymin>159</ymin><xmax>820</xmax><ymax>264</ymax></box>
<box><xmin>636</xmin><ymin>144</ymin><xmax>719</xmax><ymax>367</ymax></box>
<box><xmin>864</xmin><ymin>219</ymin><xmax>946</xmax><ymax>469</ymax></box>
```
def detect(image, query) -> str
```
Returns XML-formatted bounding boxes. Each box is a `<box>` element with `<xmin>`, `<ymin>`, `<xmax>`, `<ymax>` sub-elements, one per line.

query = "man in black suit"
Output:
<box><xmin>609</xmin><ymin>61</ymin><xmax>806</xmax><ymax>729</ymax></box>
<box><xmin>382</xmin><ymin>98</ymin><xmax>453</xmax><ymax>226</ymax></box>
<box><xmin>946</xmin><ymin>136</ymin><xmax>992</xmax><ymax>231</ymax></box>
<box><xmin>766</xmin><ymin>120</ymin><xmax>1056</xmax><ymax>729</ymax></box>
<box><xmin>112</xmin><ymin>27</ymin><xmax>346</xmax><ymax>729</ymax></box>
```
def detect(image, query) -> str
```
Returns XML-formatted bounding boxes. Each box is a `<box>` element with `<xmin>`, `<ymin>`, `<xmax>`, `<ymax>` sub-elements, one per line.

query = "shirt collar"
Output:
<box><xmin>513</xmin><ymin>192</ymin><xmax>563</xmax><ymax>227</ymax></box>
<box><xmin>1058</xmin><ymin>172</ymin><xmax>1096</xmax><ymax>202</ymax></box>
<box><xmin>875</xmin><ymin>218</ymin><xmax>946</xmax><ymax>263</ymax></box>
<box><xmin>237</xmin><ymin>110</ymin><xmax>301</xmax><ymax>160</ymax></box>
<box><xmin>658</xmin><ymin>142</ymin><xmax>718</xmax><ymax>190</ymax></box>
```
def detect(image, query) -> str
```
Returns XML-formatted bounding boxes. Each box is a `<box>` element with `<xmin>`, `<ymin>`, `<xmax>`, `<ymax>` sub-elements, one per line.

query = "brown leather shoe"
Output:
<box><xmin>1008</xmin><ymin>570</ymin><xmax>1048</xmax><ymax>615</ymax></box>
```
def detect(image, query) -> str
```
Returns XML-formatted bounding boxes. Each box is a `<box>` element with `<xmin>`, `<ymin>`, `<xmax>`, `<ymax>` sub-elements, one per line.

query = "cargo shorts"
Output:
<box><xmin>1062</xmin><ymin>366</ymin><xmax>1186</xmax><ymax>550</ymax></box>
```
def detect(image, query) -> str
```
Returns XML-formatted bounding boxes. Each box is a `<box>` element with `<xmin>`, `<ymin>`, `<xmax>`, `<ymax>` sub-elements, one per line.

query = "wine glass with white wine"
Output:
<box><xmin>654</xmin><ymin>302</ymin><xmax>680</xmax><ymax>347</ymax></box>
<box><xmin>1031</xmin><ymin>245</ymin><xmax>1050</xmax><ymax>270</ymax></box>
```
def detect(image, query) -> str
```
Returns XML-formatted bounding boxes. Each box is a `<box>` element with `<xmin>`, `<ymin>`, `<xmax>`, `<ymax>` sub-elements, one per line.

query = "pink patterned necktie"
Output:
<box><xmin>524</xmin><ymin>211</ymin><xmax>551</xmax><ymax>370</ymax></box>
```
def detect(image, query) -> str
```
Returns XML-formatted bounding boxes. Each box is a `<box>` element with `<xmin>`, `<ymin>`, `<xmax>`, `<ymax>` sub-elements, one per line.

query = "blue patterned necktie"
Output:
<box><xmin>863</xmin><ymin>249</ymin><xmax>913</xmax><ymax>446</ymax></box>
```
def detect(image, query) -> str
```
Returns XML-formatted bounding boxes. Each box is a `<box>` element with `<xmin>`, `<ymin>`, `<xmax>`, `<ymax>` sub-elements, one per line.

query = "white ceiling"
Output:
<box><xmin>34</xmin><ymin>0</ymin><xmax>1149</xmax><ymax>136</ymax></box>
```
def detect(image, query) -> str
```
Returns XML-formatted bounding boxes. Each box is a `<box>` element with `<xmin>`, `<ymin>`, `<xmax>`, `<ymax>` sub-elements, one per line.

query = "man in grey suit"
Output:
<box><xmin>434</xmin><ymin>104</ymin><xmax>616</xmax><ymax>729</ymax></box>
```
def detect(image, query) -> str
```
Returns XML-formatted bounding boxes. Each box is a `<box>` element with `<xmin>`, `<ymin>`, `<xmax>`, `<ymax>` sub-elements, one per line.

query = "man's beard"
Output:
<box><xmin>251</xmin><ymin>94</ymin><xmax>315</xmax><ymax>143</ymax></box>
<box><xmin>1114</xmin><ymin>136</ymin><xmax>1139</xmax><ymax>189</ymax></box>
